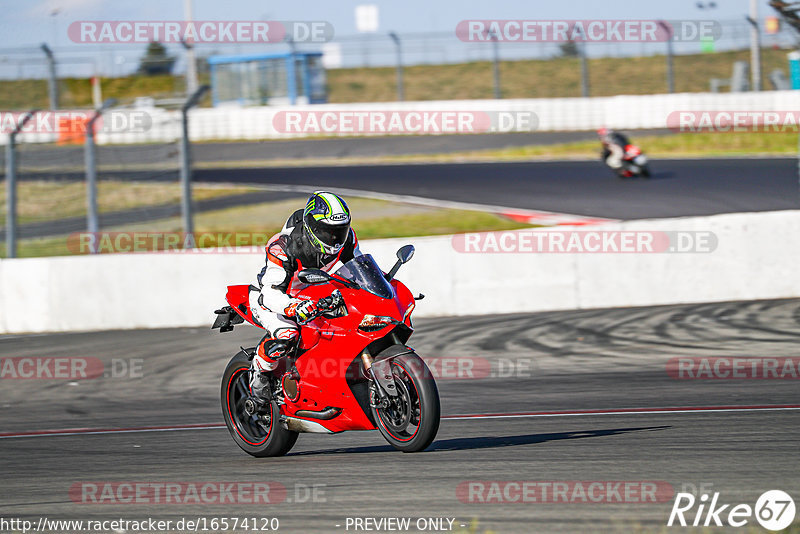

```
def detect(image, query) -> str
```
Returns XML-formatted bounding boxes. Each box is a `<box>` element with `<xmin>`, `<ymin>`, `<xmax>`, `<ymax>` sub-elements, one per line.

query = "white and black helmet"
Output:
<box><xmin>302</xmin><ymin>191</ymin><xmax>351</xmax><ymax>255</ymax></box>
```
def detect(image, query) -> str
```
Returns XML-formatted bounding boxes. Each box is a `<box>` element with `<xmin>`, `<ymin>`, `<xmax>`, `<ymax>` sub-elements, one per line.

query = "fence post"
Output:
<box><xmin>389</xmin><ymin>32</ymin><xmax>404</xmax><ymax>101</ymax></box>
<box><xmin>578</xmin><ymin>28</ymin><xmax>590</xmax><ymax>98</ymax></box>
<box><xmin>748</xmin><ymin>0</ymin><xmax>762</xmax><ymax>91</ymax></box>
<box><xmin>40</xmin><ymin>44</ymin><xmax>58</xmax><ymax>110</ymax></box>
<box><xmin>182</xmin><ymin>0</ymin><xmax>199</xmax><ymax>96</ymax></box>
<box><xmin>84</xmin><ymin>99</ymin><xmax>116</xmax><ymax>254</ymax></box>
<box><xmin>487</xmin><ymin>30</ymin><xmax>501</xmax><ymax>99</ymax></box>
<box><xmin>658</xmin><ymin>21</ymin><xmax>675</xmax><ymax>94</ymax></box>
<box><xmin>4</xmin><ymin>111</ymin><xmax>37</xmax><ymax>258</ymax></box>
<box><xmin>180</xmin><ymin>84</ymin><xmax>210</xmax><ymax>250</ymax></box>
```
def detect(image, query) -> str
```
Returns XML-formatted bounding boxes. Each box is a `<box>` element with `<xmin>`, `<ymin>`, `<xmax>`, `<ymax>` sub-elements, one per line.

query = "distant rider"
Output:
<box><xmin>248</xmin><ymin>191</ymin><xmax>361</xmax><ymax>401</ymax></box>
<box><xmin>597</xmin><ymin>127</ymin><xmax>631</xmax><ymax>171</ymax></box>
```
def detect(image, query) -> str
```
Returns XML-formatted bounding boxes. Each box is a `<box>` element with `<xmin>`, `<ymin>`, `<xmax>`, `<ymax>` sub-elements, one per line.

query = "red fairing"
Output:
<box><xmin>274</xmin><ymin>276</ymin><xmax>415</xmax><ymax>432</ymax></box>
<box><xmin>225</xmin><ymin>269</ymin><xmax>416</xmax><ymax>433</ymax></box>
<box><xmin>624</xmin><ymin>144</ymin><xmax>642</xmax><ymax>158</ymax></box>
<box><xmin>225</xmin><ymin>285</ymin><xmax>263</xmax><ymax>329</ymax></box>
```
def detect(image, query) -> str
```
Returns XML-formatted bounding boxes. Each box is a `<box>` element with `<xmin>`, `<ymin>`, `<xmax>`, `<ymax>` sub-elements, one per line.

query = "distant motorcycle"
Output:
<box><xmin>615</xmin><ymin>143</ymin><xmax>651</xmax><ymax>178</ymax></box>
<box><xmin>212</xmin><ymin>245</ymin><xmax>440</xmax><ymax>457</ymax></box>
<box><xmin>598</xmin><ymin>128</ymin><xmax>651</xmax><ymax>178</ymax></box>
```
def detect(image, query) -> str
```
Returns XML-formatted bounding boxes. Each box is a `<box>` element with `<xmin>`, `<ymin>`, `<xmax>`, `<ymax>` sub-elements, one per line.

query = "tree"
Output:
<box><xmin>138</xmin><ymin>41</ymin><xmax>175</xmax><ymax>75</ymax></box>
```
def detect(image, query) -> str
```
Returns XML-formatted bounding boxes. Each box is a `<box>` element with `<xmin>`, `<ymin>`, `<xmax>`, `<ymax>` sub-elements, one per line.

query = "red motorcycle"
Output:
<box><xmin>212</xmin><ymin>245</ymin><xmax>440</xmax><ymax>457</ymax></box>
<box><xmin>618</xmin><ymin>144</ymin><xmax>651</xmax><ymax>178</ymax></box>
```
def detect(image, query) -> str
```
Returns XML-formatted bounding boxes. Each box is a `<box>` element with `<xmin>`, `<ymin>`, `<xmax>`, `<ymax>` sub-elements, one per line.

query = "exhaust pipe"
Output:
<box><xmin>293</xmin><ymin>407</ymin><xmax>342</xmax><ymax>420</ymax></box>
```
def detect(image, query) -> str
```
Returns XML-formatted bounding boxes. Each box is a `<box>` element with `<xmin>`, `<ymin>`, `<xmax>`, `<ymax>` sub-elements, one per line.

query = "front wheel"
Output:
<box><xmin>371</xmin><ymin>353</ymin><xmax>440</xmax><ymax>452</ymax></box>
<box><xmin>221</xmin><ymin>350</ymin><xmax>298</xmax><ymax>457</ymax></box>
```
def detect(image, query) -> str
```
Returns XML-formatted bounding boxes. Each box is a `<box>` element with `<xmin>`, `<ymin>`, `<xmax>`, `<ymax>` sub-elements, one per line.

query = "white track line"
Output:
<box><xmin>200</xmin><ymin>182</ymin><xmax>617</xmax><ymax>226</ymax></box>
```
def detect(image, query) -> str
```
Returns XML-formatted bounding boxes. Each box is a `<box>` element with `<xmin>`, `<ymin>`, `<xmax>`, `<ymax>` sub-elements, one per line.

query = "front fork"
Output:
<box><xmin>363</xmin><ymin>350</ymin><xmax>391</xmax><ymax>409</ymax></box>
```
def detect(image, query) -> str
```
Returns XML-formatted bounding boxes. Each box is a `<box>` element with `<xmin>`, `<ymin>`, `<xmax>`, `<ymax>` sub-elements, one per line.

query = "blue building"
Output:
<box><xmin>208</xmin><ymin>51</ymin><xmax>327</xmax><ymax>106</ymax></box>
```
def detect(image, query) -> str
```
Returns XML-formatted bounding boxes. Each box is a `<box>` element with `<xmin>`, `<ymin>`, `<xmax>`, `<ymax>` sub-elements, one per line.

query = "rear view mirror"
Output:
<box><xmin>387</xmin><ymin>244</ymin><xmax>415</xmax><ymax>280</ymax></box>
<box><xmin>298</xmin><ymin>269</ymin><xmax>331</xmax><ymax>285</ymax></box>
<box><xmin>396</xmin><ymin>244</ymin><xmax>415</xmax><ymax>264</ymax></box>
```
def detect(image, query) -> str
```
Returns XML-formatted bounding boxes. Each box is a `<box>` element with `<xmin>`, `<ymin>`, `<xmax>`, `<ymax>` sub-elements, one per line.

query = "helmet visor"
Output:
<box><xmin>310</xmin><ymin>223</ymin><xmax>349</xmax><ymax>253</ymax></box>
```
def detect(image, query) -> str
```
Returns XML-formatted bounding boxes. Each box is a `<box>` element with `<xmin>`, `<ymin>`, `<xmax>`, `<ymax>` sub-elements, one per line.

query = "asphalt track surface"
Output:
<box><xmin>2</xmin><ymin>130</ymin><xmax>671</xmax><ymax>169</ymax></box>
<box><xmin>194</xmin><ymin>158</ymin><xmax>799</xmax><ymax>220</ymax></box>
<box><xmin>11</xmin><ymin>157</ymin><xmax>799</xmax><ymax>221</ymax></box>
<box><xmin>1</xmin><ymin>299</ymin><xmax>799</xmax><ymax>533</ymax></box>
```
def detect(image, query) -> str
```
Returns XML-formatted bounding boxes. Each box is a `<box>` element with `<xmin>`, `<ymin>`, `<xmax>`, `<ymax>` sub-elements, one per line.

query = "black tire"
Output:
<box><xmin>371</xmin><ymin>353</ymin><xmax>440</xmax><ymax>452</ymax></box>
<box><xmin>220</xmin><ymin>350</ymin><xmax>298</xmax><ymax>457</ymax></box>
<box><xmin>640</xmin><ymin>165</ymin><xmax>651</xmax><ymax>178</ymax></box>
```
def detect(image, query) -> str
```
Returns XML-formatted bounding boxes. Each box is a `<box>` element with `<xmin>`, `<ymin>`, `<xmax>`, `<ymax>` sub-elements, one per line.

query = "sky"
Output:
<box><xmin>1</xmin><ymin>0</ymin><xmax>768</xmax><ymax>49</ymax></box>
<box><xmin>0</xmin><ymin>0</ymin><xmax>782</xmax><ymax>77</ymax></box>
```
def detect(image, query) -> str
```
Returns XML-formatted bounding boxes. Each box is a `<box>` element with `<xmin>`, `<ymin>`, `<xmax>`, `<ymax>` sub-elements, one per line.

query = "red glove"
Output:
<box><xmin>285</xmin><ymin>299</ymin><xmax>317</xmax><ymax>322</ymax></box>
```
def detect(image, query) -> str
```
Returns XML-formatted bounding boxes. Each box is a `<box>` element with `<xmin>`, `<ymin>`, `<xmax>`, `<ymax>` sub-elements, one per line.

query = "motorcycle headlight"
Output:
<box><xmin>358</xmin><ymin>315</ymin><xmax>399</xmax><ymax>332</ymax></box>
<box><xmin>403</xmin><ymin>303</ymin><xmax>415</xmax><ymax>324</ymax></box>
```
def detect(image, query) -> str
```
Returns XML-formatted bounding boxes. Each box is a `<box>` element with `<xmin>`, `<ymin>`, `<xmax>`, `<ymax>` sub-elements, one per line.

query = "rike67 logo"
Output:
<box><xmin>668</xmin><ymin>490</ymin><xmax>795</xmax><ymax>531</ymax></box>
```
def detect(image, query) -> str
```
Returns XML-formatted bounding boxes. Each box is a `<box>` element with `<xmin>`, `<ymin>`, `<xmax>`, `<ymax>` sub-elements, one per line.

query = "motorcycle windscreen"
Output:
<box><xmin>334</xmin><ymin>254</ymin><xmax>395</xmax><ymax>299</ymax></box>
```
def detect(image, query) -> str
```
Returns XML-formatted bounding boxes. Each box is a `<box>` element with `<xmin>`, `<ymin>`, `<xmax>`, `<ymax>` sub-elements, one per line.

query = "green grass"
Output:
<box><xmin>449</xmin><ymin>131</ymin><xmax>800</xmax><ymax>161</ymax></box>
<box><xmin>0</xmin><ymin>48</ymin><xmax>792</xmax><ymax>109</ymax></box>
<box><xmin>187</xmin><ymin>130</ymin><xmax>800</xmax><ymax>169</ymax></box>
<box><xmin>0</xmin><ymin>181</ymin><xmax>259</xmax><ymax>225</ymax></box>
<box><xmin>327</xmin><ymin>48</ymin><xmax>791</xmax><ymax>102</ymax></box>
<box><xmin>154</xmin><ymin>197</ymin><xmax>532</xmax><ymax>241</ymax></box>
<box><xmin>0</xmin><ymin>74</ymin><xmax>210</xmax><ymax>110</ymax></box>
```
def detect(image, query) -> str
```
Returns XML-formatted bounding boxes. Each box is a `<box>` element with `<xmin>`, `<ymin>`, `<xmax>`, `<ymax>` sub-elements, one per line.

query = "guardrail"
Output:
<box><xmin>3</xmin><ymin>89</ymin><xmax>800</xmax><ymax>145</ymax></box>
<box><xmin>0</xmin><ymin>210</ymin><xmax>798</xmax><ymax>333</ymax></box>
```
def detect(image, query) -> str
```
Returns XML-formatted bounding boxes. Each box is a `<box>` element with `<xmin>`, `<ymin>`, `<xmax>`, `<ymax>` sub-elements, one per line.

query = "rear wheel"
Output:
<box><xmin>371</xmin><ymin>353</ymin><xmax>440</xmax><ymax>452</ymax></box>
<box><xmin>220</xmin><ymin>350</ymin><xmax>298</xmax><ymax>457</ymax></box>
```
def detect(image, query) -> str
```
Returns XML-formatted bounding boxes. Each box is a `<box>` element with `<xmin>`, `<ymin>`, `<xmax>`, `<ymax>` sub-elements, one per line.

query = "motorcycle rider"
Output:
<box><xmin>597</xmin><ymin>127</ymin><xmax>631</xmax><ymax>171</ymax></box>
<box><xmin>248</xmin><ymin>191</ymin><xmax>361</xmax><ymax>400</ymax></box>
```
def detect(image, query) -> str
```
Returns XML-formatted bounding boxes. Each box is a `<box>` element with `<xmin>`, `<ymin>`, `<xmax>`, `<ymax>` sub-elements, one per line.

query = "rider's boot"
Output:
<box><xmin>249</xmin><ymin>335</ymin><xmax>292</xmax><ymax>403</ymax></box>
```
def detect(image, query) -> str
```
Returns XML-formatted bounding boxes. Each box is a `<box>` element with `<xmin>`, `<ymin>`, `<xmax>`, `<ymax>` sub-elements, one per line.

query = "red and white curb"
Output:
<box><xmin>500</xmin><ymin>210</ymin><xmax>615</xmax><ymax>226</ymax></box>
<box><xmin>243</xmin><ymin>184</ymin><xmax>617</xmax><ymax>227</ymax></box>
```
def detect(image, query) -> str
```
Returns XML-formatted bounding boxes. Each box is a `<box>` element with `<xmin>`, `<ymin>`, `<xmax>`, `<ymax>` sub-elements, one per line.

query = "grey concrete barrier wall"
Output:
<box><xmin>0</xmin><ymin>210</ymin><xmax>798</xmax><ymax>333</ymax></box>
